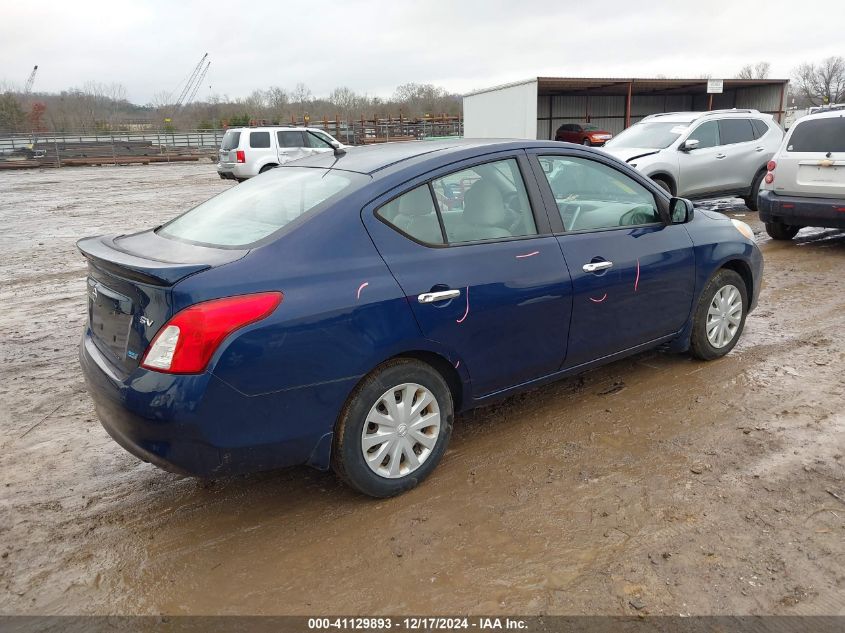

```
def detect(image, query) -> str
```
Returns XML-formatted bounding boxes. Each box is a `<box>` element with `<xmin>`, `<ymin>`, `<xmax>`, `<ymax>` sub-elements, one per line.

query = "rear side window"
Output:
<box><xmin>751</xmin><ymin>118</ymin><xmax>769</xmax><ymax>139</ymax></box>
<box><xmin>277</xmin><ymin>131</ymin><xmax>304</xmax><ymax>148</ymax></box>
<box><xmin>249</xmin><ymin>131</ymin><xmax>271</xmax><ymax>148</ymax></box>
<box><xmin>375</xmin><ymin>158</ymin><xmax>538</xmax><ymax>246</ymax></box>
<box><xmin>787</xmin><ymin>118</ymin><xmax>845</xmax><ymax>152</ymax></box>
<box><xmin>376</xmin><ymin>185</ymin><xmax>444</xmax><ymax>245</ymax></box>
<box><xmin>719</xmin><ymin>119</ymin><xmax>755</xmax><ymax>145</ymax></box>
<box><xmin>158</xmin><ymin>167</ymin><xmax>366</xmax><ymax>247</ymax></box>
<box><xmin>431</xmin><ymin>159</ymin><xmax>537</xmax><ymax>244</ymax></box>
<box><xmin>689</xmin><ymin>121</ymin><xmax>719</xmax><ymax>149</ymax></box>
<box><xmin>221</xmin><ymin>131</ymin><xmax>241</xmax><ymax>150</ymax></box>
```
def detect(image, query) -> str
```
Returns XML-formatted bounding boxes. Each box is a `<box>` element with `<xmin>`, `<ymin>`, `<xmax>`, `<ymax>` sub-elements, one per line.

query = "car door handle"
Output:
<box><xmin>418</xmin><ymin>289</ymin><xmax>461</xmax><ymax>304</ymax></box>
<box><xmin>715</xmin><ymin>153</ymin><xmax>727</xmax><ymax>159</ymax></box>
<box><xmin>582</xmin><ymin>261</ymin><xmax>613</xmax><ymax>273</ymax></box>
<box><xmin>755</xmin><ymin>146</ymin><xmax>765</xmax><ymax>152</ymax></box>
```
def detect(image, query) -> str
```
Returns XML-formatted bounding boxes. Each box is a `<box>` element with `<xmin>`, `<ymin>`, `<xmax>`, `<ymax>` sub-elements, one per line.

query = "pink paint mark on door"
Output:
<box><xmin>356</xmin><ymin>282</ymin><xmax>369</xmax><ymax>301</ymax></box>
<box><xmin>515</xmin><ymin>250</ymin><xmax>540</xmax><ymax>259</ymax></box>
<box><xmin>634</xmin><ymin>258</ymin><xmax>640</xmax><ymax>292</ymax></box>
<box><xmin>589</xmin><ymin>293</ymin><xmax>608</xmax><ymax>303</ymax></box>
<box><xmin>456</xmin><ymin>287</ymin><xmax>470</xmax><ymax>324</ymax></box>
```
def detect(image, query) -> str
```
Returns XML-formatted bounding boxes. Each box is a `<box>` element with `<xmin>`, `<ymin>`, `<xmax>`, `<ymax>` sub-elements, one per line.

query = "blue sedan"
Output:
<box><xmin>78</xmin><ymin>139</ymin><xmax>763</xmax><ymax>497</ymax></box>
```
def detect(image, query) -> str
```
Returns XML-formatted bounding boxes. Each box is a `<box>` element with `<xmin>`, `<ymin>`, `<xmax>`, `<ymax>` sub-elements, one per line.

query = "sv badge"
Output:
<box><xmin>139</xmin><ymin>315</ymin><xmax>154</xmax><ymax>327</ymax></box>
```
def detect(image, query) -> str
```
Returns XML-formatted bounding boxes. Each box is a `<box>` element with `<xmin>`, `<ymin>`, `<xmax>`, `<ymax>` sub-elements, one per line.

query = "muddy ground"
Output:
<box><xmin>0</xmin><ymin>162</ymin><xmax>843</xmax><ymax>616</ymax></box>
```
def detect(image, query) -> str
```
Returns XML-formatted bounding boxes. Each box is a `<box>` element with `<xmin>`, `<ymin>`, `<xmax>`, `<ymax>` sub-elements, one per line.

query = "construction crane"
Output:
<box><xmin>171</xmin><ymin>53</ymin><xmax>208</xmax><ymax>108</ymax></box>
<box><xmin>24</xmin><ymin>65</ymin><xmax>38</xmax><ymax>95</ymax></box>
<box><xmin>185</xmin><ymin>60</ymin><xmax>210</xmax><ymax>105</ymax></box>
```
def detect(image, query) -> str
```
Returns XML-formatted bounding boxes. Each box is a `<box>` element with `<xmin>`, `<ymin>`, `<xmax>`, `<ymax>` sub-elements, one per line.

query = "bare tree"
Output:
<box><xmin>792</xmin><ymin>56</ymin><xmax>845</xmax><ymax>106</ymax></box>
<box><xmin>736</xmin><ymin>61</ymin><xmax>771</xmax><ymax>79</ymax></box>
<box><xmin>291</xmin><ymin>82</ymin><xmax>312</xmax><ymax>110</ymax></box>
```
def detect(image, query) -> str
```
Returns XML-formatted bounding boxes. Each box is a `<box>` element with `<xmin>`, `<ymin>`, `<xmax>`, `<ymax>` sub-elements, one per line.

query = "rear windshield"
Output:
<box><xmin>221</xmin><ymin>130</ymin><xmax>241</xmax><ymax>150</ymax></box>
<box><xmin>158</xmin><ymin>167</ymin><xmax>367</xmax><ymax>247</ymax></box>
<box><xmin>787</xmin><ymin>117</ymin><xmax>845</xmax><ymax>152</ymax></box>
<box><xmin>605</xmin><ymin>121</ymin><xmax>688</xmax><ymax>149</ymax></box>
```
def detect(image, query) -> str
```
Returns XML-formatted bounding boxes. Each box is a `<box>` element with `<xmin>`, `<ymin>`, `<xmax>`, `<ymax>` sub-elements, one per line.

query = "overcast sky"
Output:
<box><xmin>1</xmin><ymin>0</ymin><xmax>843</xmax><ymax>104</ymax></box>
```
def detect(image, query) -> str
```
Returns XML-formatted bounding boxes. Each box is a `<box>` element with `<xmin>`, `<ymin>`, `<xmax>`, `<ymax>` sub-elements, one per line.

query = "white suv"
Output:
<box><xmin>603</xmin><ymin>109</ymin><xmax>783</xmax><ymax>210</ymax></box>
<box><xmin>217</xmin><ymin>126</ymin><xmax>343</xmax><ymax>181</ymax></box>
<box><xmin>758</xmin><ymin>107</ymin><xmax>845</xmax><ymax>239</ymax></box>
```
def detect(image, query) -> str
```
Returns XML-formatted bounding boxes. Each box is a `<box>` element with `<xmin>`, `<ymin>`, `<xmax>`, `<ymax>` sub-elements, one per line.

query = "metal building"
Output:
<box><xmin>463</xmin><ymin>77</ymin><xmax>789</xmax><ymax>139</ymax></box>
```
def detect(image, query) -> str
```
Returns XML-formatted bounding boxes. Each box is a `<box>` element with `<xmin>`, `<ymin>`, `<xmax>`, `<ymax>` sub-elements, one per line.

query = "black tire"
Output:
<box><xmin>582</xmin><ymin>138</ymin><xmax>592</xmax><ymax>146</ymax></box>
<box><xmin>652</xmin><ymin>177</ymin><xmax>673</xmax><ymax>195</ymax></box>
<box><xmin>743</xmin><ymin>170</ymin><xmax>766</xmax><ymax>211</ymax></box>
<box><xmin>689</xmin><ymin>269</ymin><xmax>748</xmax><ymax>361</ymax></box>
<box><xmin>765</xmin><ymin>221</ymin><xmax>800</xmax><ymax>240</ymax></box>
<box><xmin>259</xmin><ymin>164</ymin><xmax>277</xmax><ymax>174</ymax></box>
<box><xmin>332</xmin><ymin>359</ymin><xmax>454</xmax><ymax>498</ymax></box>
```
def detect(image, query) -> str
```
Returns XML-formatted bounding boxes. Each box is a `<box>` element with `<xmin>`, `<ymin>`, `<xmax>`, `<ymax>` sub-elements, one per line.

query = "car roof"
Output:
<box><xmin>641</xmin><ymin>109</ymin><xmax>765</xmax><ymax>124</ymax></box>
<box><xmin>227</xmin><ymin>126</ymin><xmax>327</xmax><ymax>132</ymax></box>
<box><xmin>796</xmin><ymin>109</ymin><xmax>845</xmax><ymax>122</ymax></box>
<box><xmin>281</xmin><ymin>139</ymin><xmax>567</xmax><ymax>175</ymax></box>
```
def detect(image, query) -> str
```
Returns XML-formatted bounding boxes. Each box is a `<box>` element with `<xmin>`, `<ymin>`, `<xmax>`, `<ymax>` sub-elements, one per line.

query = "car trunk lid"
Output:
<box><xmin>78</xmin><ymin>230</ymin><xmax>247</xmax><ymax>374</ymax></box>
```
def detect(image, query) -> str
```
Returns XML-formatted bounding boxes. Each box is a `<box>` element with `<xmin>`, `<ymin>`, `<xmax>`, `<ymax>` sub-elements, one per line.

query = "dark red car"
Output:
<box><xmin>554</xmin><ymin>123</ymin><xmax>613</xmax><ymax>146</ymax></box>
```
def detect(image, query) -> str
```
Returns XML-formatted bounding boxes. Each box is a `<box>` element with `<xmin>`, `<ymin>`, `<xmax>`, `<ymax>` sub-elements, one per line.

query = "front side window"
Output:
<box><xmin>539</xmin><ymin>156</ymin><xmax>661</xmax><ymax>231</ymax></box>
<box><xmin>249</xmin><ymin>131</ymin><xmax>271</xmax><ymax>148</ymax></box>
<box><xmin>431</xmin><ymin>159</ymin><xmax>537</xmax><ymax>243</ymax></box>
<box><xmin>786</xmin><ymin>118</ymin><xmax>845</xmax><ymax>152</ymax></box>
<box><xmin>688</xmin><ymin>121</ymin><xmax>720</xmax><ymax>149</ymax></box>
<box><xmin>159</xmin><ymin>167</ymin><xmax>366</xmax><ymax>247</ymax></box>
<box><xmin>277</xmin><ymin>131</ymin><xmax>304</xmax><ymax>148</ymax></box>
<box><xmin>306</xmin><ymin>131</ymin><xmax>334</xmax><ymax>148</ymax></box>
<box><xmin>719</xmin><ymin>119</ymin><xmax>755</xmax><ymax>145</ymax></box>
<box><xmin>376</xmin><ymin>185</ymin><xmax>444</xmax><ymax>245</ymax></box>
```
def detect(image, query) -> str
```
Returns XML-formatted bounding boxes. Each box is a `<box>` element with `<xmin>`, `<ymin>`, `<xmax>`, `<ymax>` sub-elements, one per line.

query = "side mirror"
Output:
<box><xmin>680</xmin><ymin>138</ymin><xmax>700</xmax><ymax>152</ymax></box>
<box><xmin>670</xmin><ymin>197</ymin><xmax>694</xmax><ymax>223</ymax></box>
<box><xmin>330</xmin><ymin>140</ymin><xmax>346</xmax><ymax>157</ymax></box>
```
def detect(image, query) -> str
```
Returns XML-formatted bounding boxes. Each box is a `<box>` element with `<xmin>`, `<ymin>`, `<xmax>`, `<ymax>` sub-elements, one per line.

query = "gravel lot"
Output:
<box><xmin>1</xmin><ymin>162</ymin><xmax>843</xmax><ymax>616</ymax></box>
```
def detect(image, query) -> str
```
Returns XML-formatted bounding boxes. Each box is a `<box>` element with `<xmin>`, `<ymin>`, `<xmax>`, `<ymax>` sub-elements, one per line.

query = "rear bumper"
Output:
<box><xmin>758</xmin><ymin>190</ymin><xmax>845</xmax><ymax>229</ymax></box>
<box><xmin>216</xmin><ymin>163</ymin><xmax>251</xmax><ymax>180</ymax></box>
<box><xmin>79</xmin><ymin>329</ymin><xmax>342</xmax><ymax>476</ymax></box>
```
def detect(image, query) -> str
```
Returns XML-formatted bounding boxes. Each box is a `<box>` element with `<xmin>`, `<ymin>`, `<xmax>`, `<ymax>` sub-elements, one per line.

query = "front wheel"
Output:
<box><xmin>689</xmin><ymin>269</ymin><xmax>748</xmax><ymax>361</ymax></box>
<box><xmin>582</xmin><ymin>138</ymin><xmax>592</xmax><ymax>146</ymax></box>
<box><xmin>765</xmin><ymin>221</ymin><xmax>800</xmax><ymax>240</ymax></box>
<box><xmin>332</xmin><ymin>359</ymin><xmax>454</xmax><ymax>497</ymax></box>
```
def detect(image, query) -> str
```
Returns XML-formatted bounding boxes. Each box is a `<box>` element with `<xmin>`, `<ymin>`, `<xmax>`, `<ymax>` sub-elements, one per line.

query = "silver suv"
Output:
<box><xmin>758</xmin><ymin>108</ymin><xmax>845</xmax><ymax>239</ymax></box>
<box><xmin>217</xmin><ymin>126</ymin><xmax>343</xmax><ymax>181</ymax></box>
<box><xmin>603</xmin><ymin>109</ymin><xmax>783</xmax><ymax>210</ymax></box>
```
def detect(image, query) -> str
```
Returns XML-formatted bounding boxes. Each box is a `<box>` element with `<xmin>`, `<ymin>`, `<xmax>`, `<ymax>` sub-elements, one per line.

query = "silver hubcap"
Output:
<box><xmin>361</xmin><ymin>382</ymin><xmax>441</xmax><ymax>479</ymax></box>
<box><xmin>706</xmin><ymin>284</ymin><xmax>743</xmax><ymax>348</ymax></box>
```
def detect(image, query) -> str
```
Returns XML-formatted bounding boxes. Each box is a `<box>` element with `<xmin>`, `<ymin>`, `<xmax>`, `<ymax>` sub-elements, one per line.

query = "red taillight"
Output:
<box><xmin>764</xmin><ymin>173</ymin><xmax>774</xmax><ymax>184</ymax></box>
<box><xmin>236</xmin><ymin>150</ymin><xmax>245</xmax><ymax>163</ymax></box>
<box><xmin>767</xmin><ymin>160</ymin><xmax>777</xmax><ymax>171</ymax></box>
<box><xmin>141</xmin><ymin>292</ymin><xmax>282</xmax><ymax>374</ymax></box>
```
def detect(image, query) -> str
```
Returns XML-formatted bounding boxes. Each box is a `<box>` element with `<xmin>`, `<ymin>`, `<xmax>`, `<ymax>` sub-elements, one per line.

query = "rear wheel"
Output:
<box><xmin>743</xmin><ymin>170</ymin><xmax>766</xmax><ymax>211</ymax></box>
<box><xmin>765</xmin><ymin>221</ymin><xmax>800</xmax><ymax>240</ymax></box>
<box><xmin>689</xmin><ymin>269</ymin><xmax>748</xmax><ymax>361</ymax></box>
<box><xmin>332</xmin><ymin>359</ymin><xmax>454</xmax><ymax>497</ymax></box>
<box><xmin>652</xmin><ymin>177</ymin><xmax>673</xmax><ymax>195</ymax></box>
<box><xmin>259</xmin><ymin>163</ymin><xmax>277</xmax><ymax>174</ymax></box>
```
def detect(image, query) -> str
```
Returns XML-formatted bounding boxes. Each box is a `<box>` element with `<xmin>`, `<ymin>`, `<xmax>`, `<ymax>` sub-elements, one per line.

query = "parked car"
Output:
<box><xmin>757</xmin><ymin>108</ymin><xmax>845</xmax><ymax>239</ymax></box>
<box><xmin>216</xmin><ymin>126</ymin><xmax>342</xmax><ymax>181</ymax></box>
<box><xmin>78</xmin><ymin>139</ymin><xmax>762</xmax><ymax>497</ymax></box>
<box><xmin>555</xmin><ymin>123</ymin><xmax>613</xmax><ymax>146</ymax></box>
<box><xmin>602</xmin><ymin>109</ymin><xmax>783</xmax><ymax>210</ymax></box>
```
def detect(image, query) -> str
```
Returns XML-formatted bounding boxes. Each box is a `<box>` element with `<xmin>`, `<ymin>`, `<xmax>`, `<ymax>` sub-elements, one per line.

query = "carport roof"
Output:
<box><xmin>464</xmin><ymin>77</ymin><xmax>788</xmax><ymax>97</ymax></box>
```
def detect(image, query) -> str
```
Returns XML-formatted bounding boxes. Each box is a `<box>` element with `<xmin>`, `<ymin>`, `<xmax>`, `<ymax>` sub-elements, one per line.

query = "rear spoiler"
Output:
<box><xmin>77</xmin><ymin>234</ymin><xmax>212</xmax><ymax>286</ymax></box>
